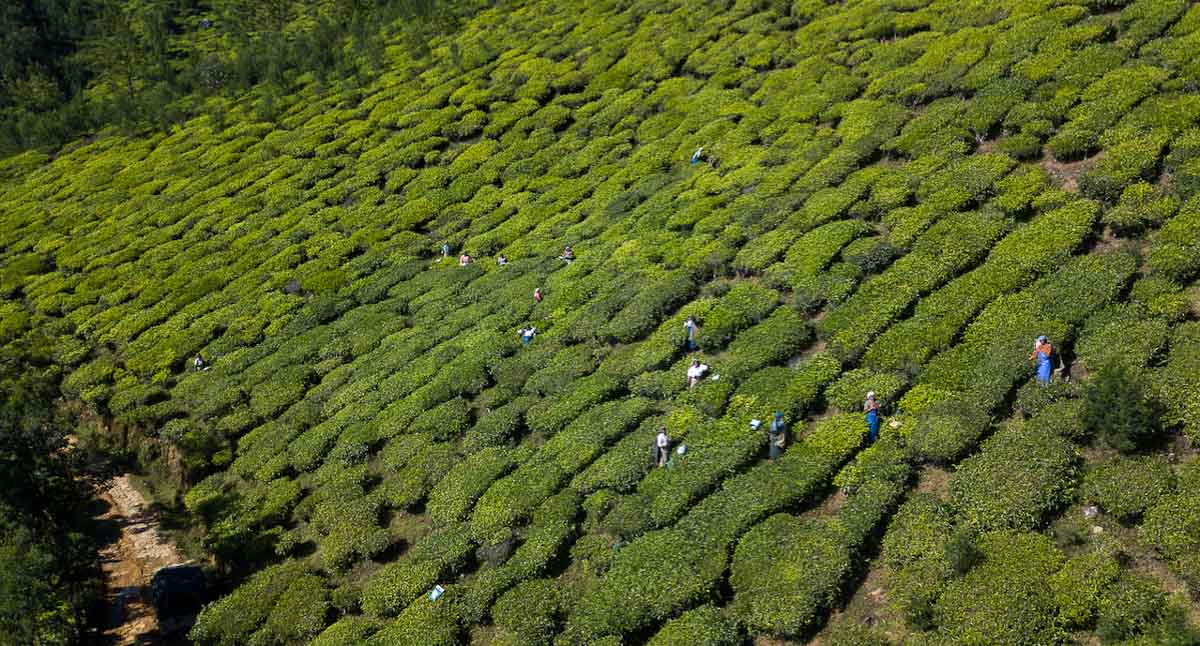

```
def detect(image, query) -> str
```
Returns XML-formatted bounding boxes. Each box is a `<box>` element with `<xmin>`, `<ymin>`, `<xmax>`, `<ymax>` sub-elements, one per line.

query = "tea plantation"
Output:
<box><xmin>3</xmin><ymin>0</ymin><xmax>1200</xmax><ymax>643</ymax></box>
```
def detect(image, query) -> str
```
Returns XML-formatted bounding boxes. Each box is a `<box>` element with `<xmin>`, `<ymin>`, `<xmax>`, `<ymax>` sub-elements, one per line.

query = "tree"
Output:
<box><xmin>1082</xmin><ymin>361</ymin><xmax>1164</xmax><ymax>453</ymax></box>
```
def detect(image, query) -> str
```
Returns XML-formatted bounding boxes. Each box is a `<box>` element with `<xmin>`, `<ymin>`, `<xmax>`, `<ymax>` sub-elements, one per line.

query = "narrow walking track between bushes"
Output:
<box><xmin>94</xmin><ymin>475</ymin><xmax>186</xmax><ymax>645</ymax></box>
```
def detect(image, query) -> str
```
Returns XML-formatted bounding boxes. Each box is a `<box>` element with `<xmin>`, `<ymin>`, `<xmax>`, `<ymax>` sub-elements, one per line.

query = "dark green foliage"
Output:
<box><xmin>0</xmin><ymin>352</ymin><xmax>100</xmax><ymax>645</ymax></box>
<box><xmin>1082</xmin><ymin>361</ymin><xmax>1163</xmax><ymax>453</ymax></box>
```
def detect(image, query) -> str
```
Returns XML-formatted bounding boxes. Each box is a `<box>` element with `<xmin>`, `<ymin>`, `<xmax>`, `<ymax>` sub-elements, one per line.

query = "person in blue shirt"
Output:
<box><xmin>768</xmin><ymin>412</ymin><xmax>786</xmax><ymax>462</ymax></box>
<box><xmin>864</xmin><ymin>392</ymin><xmax>881</xmax><ymax>444</ymax></box>
<box><xmin>684</xmin><ymin>315</ymin><xmax>697</xmax><ymax>351</ymax></box>
<box><xmin>441</xmin><ymin>241</ymin><xmax>451</xmax><ymax>260</ymax></box>
<box><xmin>1030</xmin><ymin>336</ymin><xmax>1053</xmax><ymax>385</ymax></box>
<box><xmin>691</xmin><ymin>146</ymin><xmax>704</xmax><ymax>164</ymax></box>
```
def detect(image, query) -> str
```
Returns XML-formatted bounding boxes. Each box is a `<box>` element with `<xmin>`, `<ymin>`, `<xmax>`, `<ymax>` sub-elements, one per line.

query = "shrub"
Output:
<box><xmin>908</xmin><ymin>399</ymin><xmax>991</xmax><ymax>464</ymax></box>
<box><xmin>599</xmin><ymin>271</ymin><xmax>698</xmax><ymax>343</ymax></box>
<box><xmin>264</xmin><ymin>574</ymin><xmax>331</xmax><ymax>643</ymax></box>
<box><xmin>561</xmin><ymin>528</ymin><xmax>727</xmax><ymax>645</ymax></box>
<box><xmin>731</xmin><ymin>514</ymin><xmax>849</xmax><ymax>638</ymax></box>
<box><xmin>1145</xmin><ymin>196</ymin><xmax>1200</xmax><ymax>283</ymax></box>
<box><xmin>720</xmin><ymin>307</ymin><xmax>813</xmax><ymax>379</ymax></box>
<box><xmin>1139</xmin><ymin>462</ymin><xmax>1200</xmax><ymax>587</ymax></box>
<box><xmin>645</xmin><ymin>605</ymin><xmax>741</xmax><ymax>646</ymax></box>
<box><xmin>571</xmin><ymin>416</ymin><xmax>673</xmax><ymax>495</ymax></box>
<box><xmin>190</xmin><ymin>560</ymin><xmax>310</xmax><ymax>645</ymax></box>
<box><xmin>948</xmin><ymin>421</ymin><xmax>1079</xmax><ymax>532</ymax></box>
<box><xmin>821</xmin><ymin>210</ymin><xmax>1009</xmax><ymax>361</ymax></box>
<box><xmin>932</xmin><ymin>532</ymin><xmax>1066</xmax><ymax>644</ymax></box>
<box><xmin>863</xmin><ymin>200</ymin><xmax>1099</xmax><ymax>373</ymax></box>
<box><xmin>696</xmin><ymin>283</ymin><xmax>780</xmax><ymax>351</ymax></box>
<box><xmin>881</xmin><ymin>494</ymin><xmax>956</xmax><ymax>629</ymax></box>
<box><xmin>1082</xmin><ymin>361</ymin><xmax>1164</xmax><ymax>453</ymax></box>
<box><xmin>1076</xmin><ymin>303</ymin><xmax>1170</xmax><ymax>374</ymax></box>
<box><xmin>471</xmin><ymin>398</ymin><xmax>653</xmax><ymax>544</ymax></box>
<box><xmin>366</xmin><ymin>589</ymin><xmax>462</xmax><ymax>646</ymax></box>
<box><xmin>426</xmin><ymin>447</ymin><xmax>525</xmax><ymax>525</ymax></box>
<box><xmin>1103</xmin><ymin>181</ymin><xmax>1179</xmax><ymax>235</ymax></box>
<box><xmin>825</xmin><ymin>368</ymin><xmax>907</xmax><ymax>414</ymax></box>
<box><xmin>1129</xmin><ymin>276</ymin><xmax>1190</xmax><ymax>322</ymax></box>
<box><xmin>524</xmin><ymin>373</ymin><xmax>625</xmax><ymax>438</ymax></box>
<box><xmin>464</xmin><ymin>396</ymin><xmax>535</xmax><ymax>451</ymax></box>
<box><xmin>311</xmin><ymin>616</ymin><xmax>381</xmax><ymax>646</ymax></box>
<box><xmin>406</xmin><ymin>396</ymin><xmax>471</xmax><ymax>441</ymax></box>
<box><xmin>1096</xmin><ymin>574</ymin><xmax>1168</xmax><ymax>642</ymax></box>
<box><xmin>1049</xmin><ymin>537</ymin><xmax>1122</xmax><ymax>628</ymax></box>
<box><xmin>841</xmin><ymin>236</ymin><xmax>899</xmax><ymax>275</ymax></box>
<box><xmin>1081</xmin><ymin>455</ymin><xmax>1175</xmax><ymax>522</ymax></box>
<box><xmin>359</xmin><ymin>522</ymin><xmax>475</xmax><ymax>618</ymax></box>
<box><xmin>1157</xmin><ymin>322</ymin><xmax>1200</xmax><ymax>444</ymax></box>
<box><xmin>492</xmin><ymin>578</ymin><xmax>561</xmax><ymax>646</ymax></box>
<box><xmin>1013</xmin><ymin>379</ymin><xmax>1077</xmax><ymax>418</ymax></box>
<box><xmin>457</xmin><ymin>490</ymin><xmax>580</xmax><ymax>623</ymax></box>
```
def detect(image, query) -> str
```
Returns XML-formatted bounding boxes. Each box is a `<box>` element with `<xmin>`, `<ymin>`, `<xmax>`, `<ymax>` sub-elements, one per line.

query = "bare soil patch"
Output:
<box><xmin>1040</xmin><ymin>150</ymin><xmax>1101</xmax><ymax>194</ymax></box>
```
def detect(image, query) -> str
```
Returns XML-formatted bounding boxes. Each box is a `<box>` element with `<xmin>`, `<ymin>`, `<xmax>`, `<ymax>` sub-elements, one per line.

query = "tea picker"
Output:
<box><xmin>691</xmin><ymin>146</ymin><xmax>704</xmax><ymax>164</ymax></box>
<box><xmin>687</xmin><ymin>358</ymin><xmax>709</xmax><ymax>388</ymax></box>
<box><xmin>1029</xmin><ymin>335</ymin><xmax>1053</xmax><ymax>385</ymax></box>
<box><xmin>684</xmin><ymin>315</ymin><xmax>698</xmax><ymax>351</ymax></box>
<box><xmin>653</xmin><ymin>427</ymin><xmax>670</xmax><ymax>468</ymax></box>
<box><xmin>768</xmin><ymin>412</ymin><xmax>786</xmax><ymax>462</ymax></box>
<box><xmin>864</xmin><ymin>392</ymin><xmax>881</xmax><ymax>444</ymax></box>
<box><xmin>519</xmin><ymin>325</ymin><xmax>537</xmax><ymax>346</ymax></box>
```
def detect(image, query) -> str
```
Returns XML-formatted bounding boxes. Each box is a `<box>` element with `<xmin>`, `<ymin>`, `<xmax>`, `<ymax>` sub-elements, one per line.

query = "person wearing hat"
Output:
<box><xmin>683</xmin><ymin>315</ymin><xmax>698</xmax><ymax>351</ymax></box>
<box><xmin>864</xmin><ymin>392</ymin><xmax>881</xmax><ymax>444</ymax></box>
<box><xmin>1030</xmin><ymin>335</ymin><xmax>1053</xmax><ymax>386</ymax></box>
<box><xmin>768</xmin><ymin>412</ymin><xmax>786</xmax><ymax>462</ymax></box>
<box><xmin>686</xmin><ymin>358</ymin><xmax>708</xmax><ymax>389</ymax></box>
<box><xmin>654</xmin><ymin>427</ymin><xmax>670</xmax><ymax>468</ymax></box>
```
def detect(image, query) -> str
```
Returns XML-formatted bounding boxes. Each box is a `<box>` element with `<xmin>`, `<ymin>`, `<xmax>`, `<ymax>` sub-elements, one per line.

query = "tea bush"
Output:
<box><xmin>948</xmin><ymin>420</ymin><xmax>1079</xmax><ymax>532</ymax></box>
<box><xmin>645</xmin><ymin>605</ymin><xmax>741</xmax><ymax>646</ymax></box>
<box><xmin>932</xmin><ymin>532</ymin><xmax>1067</xmax><ymax>645</ymax></box>
<box><xmin>4</xmin><ymin>0</ymin><xmax>1199</xmax><ymax>642</ymax></box>
<box><xmin>1081</xmin><ymin>455</ymin><xmax>1175</xmax><ymax>522</ymax></box>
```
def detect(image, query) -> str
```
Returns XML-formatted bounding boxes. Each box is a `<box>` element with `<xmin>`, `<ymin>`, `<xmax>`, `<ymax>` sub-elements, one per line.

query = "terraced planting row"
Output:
<box><xmin>2</xmin><ymin>0</ymin><xmax>1200</xmax><ymax>643</ymax></box>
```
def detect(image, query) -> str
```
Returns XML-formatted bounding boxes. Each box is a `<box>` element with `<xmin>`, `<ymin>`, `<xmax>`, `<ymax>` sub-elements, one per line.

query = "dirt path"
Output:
<box><xmin>95</xmin><ymin>475</ymin><xmax>187</xmax><ymax>645</ymax></box>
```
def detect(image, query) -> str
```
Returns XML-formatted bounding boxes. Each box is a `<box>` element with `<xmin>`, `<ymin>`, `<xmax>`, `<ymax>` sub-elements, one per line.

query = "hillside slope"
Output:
<box><xmin>2</xmin><ymin>0</ymin><xmax>1200</xmax><ymax>643</ymax></box>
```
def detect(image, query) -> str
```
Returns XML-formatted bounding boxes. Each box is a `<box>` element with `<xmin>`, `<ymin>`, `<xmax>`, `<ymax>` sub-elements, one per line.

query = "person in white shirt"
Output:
<box><xmin>686</xmin><ymin>359</ymin><xmax>708</xmax><ymax>388</ymax></box>
<box><xmin>655</xmin><ymin>427</ymin><xmax>670</xmax><ymax>467</ymax></box>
